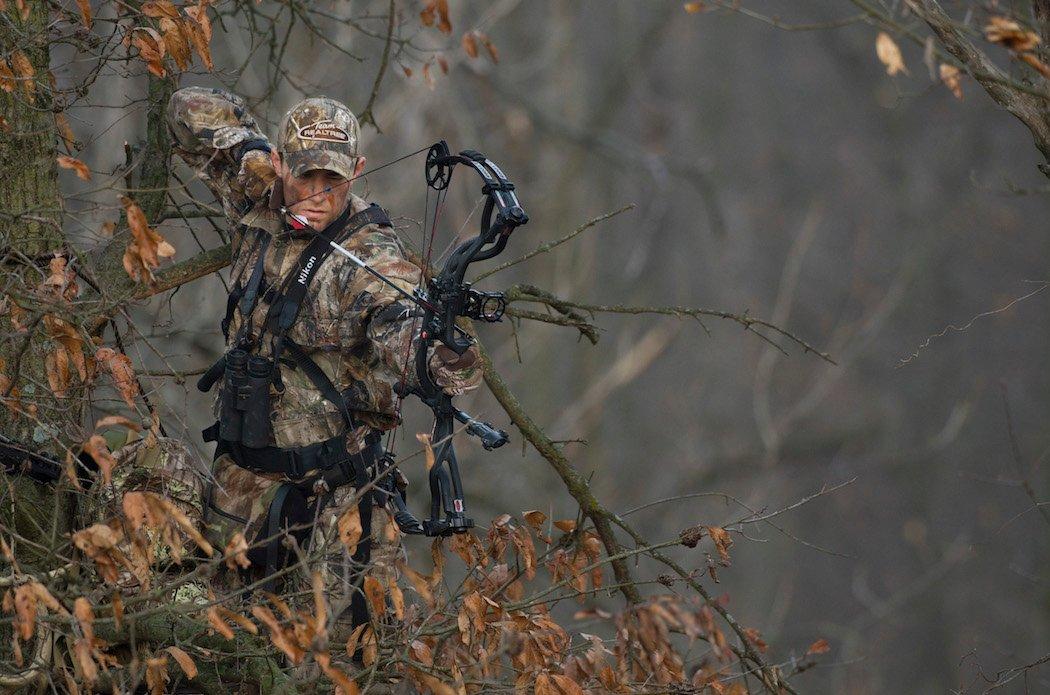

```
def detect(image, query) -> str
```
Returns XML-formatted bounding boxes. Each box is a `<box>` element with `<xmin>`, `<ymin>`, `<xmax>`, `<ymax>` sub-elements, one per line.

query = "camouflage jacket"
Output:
<box><xmin>167</xmin><ymin>87</ymin><xmax>482</xmax><ymax>451</ymax></box>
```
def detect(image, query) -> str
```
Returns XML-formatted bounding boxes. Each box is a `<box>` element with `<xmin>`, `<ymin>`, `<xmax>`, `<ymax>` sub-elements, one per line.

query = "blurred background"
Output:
<box><xmin>59</xmin><ymin>1</ymin><xmax>1050</xmax><ymax>691</ymax></box>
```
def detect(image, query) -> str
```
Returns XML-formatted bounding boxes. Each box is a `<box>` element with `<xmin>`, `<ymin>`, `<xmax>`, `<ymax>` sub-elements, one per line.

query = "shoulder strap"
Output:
<box><xmin>265</xmin><ymin>203</ymin><xmax>392</xmax><ymax>339</ymax></box>
<box><xmin>222</xmin><ymin>230</ymin><xmax>269</xmax><ymax>341</ymax></box>
<box><xmin>283</xmin><ymin>338</ymin><xmax>359</xmax><ymax>429</ymax></box>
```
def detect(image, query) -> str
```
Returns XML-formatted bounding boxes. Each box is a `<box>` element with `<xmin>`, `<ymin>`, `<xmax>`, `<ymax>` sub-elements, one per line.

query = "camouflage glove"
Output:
<box><xmin>167</xmin><ymin>86</ymin><xmax>266</xmax><ymax>157</ymax></box>
<box><xmin>427</xmin><ymin>344</ymin><xmax>482</xmax><ymax>396</ymax></box>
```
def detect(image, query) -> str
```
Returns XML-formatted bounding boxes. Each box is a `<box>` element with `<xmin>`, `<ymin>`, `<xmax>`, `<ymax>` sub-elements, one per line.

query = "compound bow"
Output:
<box><xmin>316</xmin><ymin>141</ymin><xmax>528</xmax><ymax>536</ymax></box>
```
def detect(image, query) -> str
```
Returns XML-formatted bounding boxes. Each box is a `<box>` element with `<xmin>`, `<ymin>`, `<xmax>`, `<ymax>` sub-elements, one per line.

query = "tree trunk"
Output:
<box><xmin>0</xmin><ymin>3</ymin><xmax>80</xmax><ymax>568</ymax></box>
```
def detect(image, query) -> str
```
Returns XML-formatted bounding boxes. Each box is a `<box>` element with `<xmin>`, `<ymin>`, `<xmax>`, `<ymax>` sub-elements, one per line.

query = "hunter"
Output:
<box><xmin>166</xmin><ymin>87</ymin><xmax>481</xmax><ymax>625</ymax></box>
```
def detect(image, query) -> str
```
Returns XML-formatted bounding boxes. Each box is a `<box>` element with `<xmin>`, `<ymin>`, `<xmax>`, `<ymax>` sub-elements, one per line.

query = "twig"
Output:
<box><xmin>472</xmin><ymin>205</ymin><xmax>635</xmax><ymax>282</ymax></box>
<box><xmin>358</xmin><ymin>0</ymin><xmax>397</xmax><ymax>130</ymax></box>
<box><xmin>505</xmin><ymin>284</ymin><xmax>836</xmax><ymax>365</ymax></box>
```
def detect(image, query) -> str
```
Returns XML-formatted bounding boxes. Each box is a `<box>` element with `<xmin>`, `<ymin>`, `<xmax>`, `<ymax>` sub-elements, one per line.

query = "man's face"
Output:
<box><xmin>270</xmin><ymin>150</ymin><xmax>367</xmax><ymax>231</ymax></box>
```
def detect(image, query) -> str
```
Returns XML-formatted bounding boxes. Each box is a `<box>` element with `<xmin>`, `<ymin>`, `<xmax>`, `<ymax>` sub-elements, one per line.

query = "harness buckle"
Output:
<box><xmin>286</xmin><ymin>452</ymin><xmax>304</xmax><ymax>480</ymax></box>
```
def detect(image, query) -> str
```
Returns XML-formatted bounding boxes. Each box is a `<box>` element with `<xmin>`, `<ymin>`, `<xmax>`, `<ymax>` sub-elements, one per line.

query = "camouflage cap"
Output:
<box><xmin>278</xmin><ymin>97</ymin><xmax>361</xmax><ymax>180</ymax></box>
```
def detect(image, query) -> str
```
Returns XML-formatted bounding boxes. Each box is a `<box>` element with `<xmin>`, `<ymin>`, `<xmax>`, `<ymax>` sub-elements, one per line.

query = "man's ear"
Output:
<box><xmin>269</xmin><ymin>149</ymin><xmax>283</xmax><ymax>174</ymax></box>
<box><xmin>353</xmin><ymin>156</ymin><xmax>367</xmax><ymax>179</ymax></box>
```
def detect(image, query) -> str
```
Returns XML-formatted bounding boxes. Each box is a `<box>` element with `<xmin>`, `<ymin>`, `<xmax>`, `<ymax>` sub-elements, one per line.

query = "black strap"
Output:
<box><xmin>262</xmin><ymin>483</ymin><xmax>296</xmax><ymax>592</ymax></box>
<box><xmin>220</xmin><ymin>432</ymin><xmax>379</xmax><ymax>480</ymax></box>
<box><xmin>237</xmin><ymin>235</ymin><xmax>271</xmax><ymax>330</ymax></box>
<box><xmin>283</xmin><ymin>338</ymin><xmax>359</xmax><ymax>430</ymax></box>
<box><xmin>222</xmin><ymin>231</ymin><xmax>269</xmax><ymax>341</ymax></box>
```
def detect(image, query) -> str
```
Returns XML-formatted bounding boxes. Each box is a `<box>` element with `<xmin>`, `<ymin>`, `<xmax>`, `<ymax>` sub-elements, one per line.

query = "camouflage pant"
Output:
<box><xmin>80</xmin><ymin>433</ymin><xmax>402</xmax><ymax>622</ymax></box>
<box><xmin>203</xmin><ymin>448</ymin><xmax>403</xmax><ymax>622</ymax></box>
<box><xmin>77</xmin><ymin>434</ymin><xmax>210</xmax><ymax>600</ymax></box>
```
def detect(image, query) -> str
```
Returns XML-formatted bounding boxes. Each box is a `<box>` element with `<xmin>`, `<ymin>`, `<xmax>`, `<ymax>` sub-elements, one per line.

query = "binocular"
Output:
<box><xmin>217</xmin><ymin>348</ymin><xmax>275</xmax><ymax>449</ymax></box>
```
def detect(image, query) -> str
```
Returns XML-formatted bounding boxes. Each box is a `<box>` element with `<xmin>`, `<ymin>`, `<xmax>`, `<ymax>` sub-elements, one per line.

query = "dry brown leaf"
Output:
<box><xmin>206</xmin><ymin>606</ymin><xmax>234</xmax><ymax>639</ymax></box>
<box><xmin>553</xmin><ymin>519</ymin><xmax>576</xmax><ymax>533</ymax></box>
<box><xmin>82</xmin><ymin>434</ymin><xmax>118</xmax><ymax>484</ymax></box>
<box><xmin>316</xmin><ymin>652</ymin><xmax>360</xmax><ymax>695</ymax></box>
<box><xmin>386</xmin><ymin>577</ymin><xmax>404</xmax><ymax>620</ymax></box>
<box><xmin>550</xmin><ymin>674</ymin><xmax>584</xmax><ymax>694</ymax></box>
<box><xmin>56</xmin><ymin>112</ymin><xmax>77</xmax><ymax>151</ymax></box>
<box><xmin>217</xmin><ymin>605</ymin><xmax>258</xmax><ymax>634</ymax></box>
<box><xmin>141</xmin><ymin>0</ymin><xmax>180</xmax><ymax>19</ymax></box>
<box><xmin>73</xmin><ymin>597</ymin><xmax>95</xmax><ymax>644</ymax></box>
<box><xmin>74</xmin><ymin>638</ymin><xmax>98</xmax><ymax>683</ymax></box>
<box><xmin>165</xmin><ymin>646</ymin><xmax>198</xmax><ymax>678</ymax></box>
<box><xmin>512</xmin><ymin>526</ymin><xmax>537</xmax><ymax>580</ymax></box>
<box><xmin>95</xmin><ymin>346</ymin><xmax>139</xmax><ymax>408</ymax></box>
<box><xmin>120</xmin><ymin>195</ymin><xmax>175</xmax><ymax>283</ymax></box>
<box><xmin>131</xmin><ymin>27</ymin><xmax>167</xmax><ymax>77</ymax></box>
<box><xmin>806</xmin><ymin>638</ymin><xmax>831</xmax><ymax>656</ymax></box>
<box><xmin>462</xmin><ymin>31</ymin><xmax>478</xmax><ymax>59</ymax></box>
<box><xmin>111</xmin><ymin>592</ymin><xmax>123</xmax><ymax>629</ymax></box>
<box><xmin>743</xmin><ymin>627</ymin><xmax>768</xmax><ymax>653</ymax></box>
<box><xmin>523</xmin><ymin>510</ymin><xmax>547</xmax><ymax>530</ymax></box>
<box><xmin>160</xmin><ymin>17</ymin><xmax>192</xmax><ymax>70</ymax></box>
<box><xmin>0</xmin><ymin>61</ymin><xmax>16</xmax><ymax>93</ymax></box>
<box><xmin>399</xmin><ymin>562</ymin><xmax>435</xmax><ymax>608</ymax></box>
<box><xmin>344</xmin><ymin>622</ymin><xmax>367</xmax><ymax>658</ymax></box>
<box><xmin>939</xmin><ymin>64</ymin><xmax>963</xmax><ymax>99</ymax></box>
<box><xmin>363</xmin><ymin>575</ymin><xmax>386</xmax><ymax>619</ymax></box>
<box><xmin>420</xmin><ymin>0</ymin><xmax>450</xmax><ymax>32</ymax></box>
<box><xmin>44</xmin><ymin>255</ymin><xmax>78</xmax><ymax>303</ymax></box>
<box><xmin>72</xmin><ymin>523</ymin><xmax>129</xmax><ymax>584</ymax></box>
<box><xmin>145</xmin><ymin>655</ymin><xmax>169</xmax><ymax>695</ymax></box>
<box><xmin>123</xmin><ymin>491</ymin><xmax>215</xmax><ymax>557</ymax></box>
<box><xmin>479</xmin><ymin>32</ymin><xmax>499</xmax><ymax>63</ymax></box>
<box><xmin>46</xmin><ymin>347</ymin><xmax>70</xmax><ymax>398</ymax></box>
<box><xmin>10</xmin><ymin>50</ymin><xmax>34</xmax><ymax>100</ymax></box>
<box><xmin>416</xmin><ymin>432</ymin><xmax>435</xmax><ymax>470</ymax></box>
<box><xmin>420</xmin><ymin>0</ymin><xmax>435</xmax><ymax>26</ymax></box>
<box><xmin>184</xmin><ymin>4</ymin><xmax>213</xmax><ymax>71</ymax></box>
<box><xmin>875</xmin><ymin>32</ymin><xmax>908</xmax><ymax>76</ymax></box>
<box><xmin>311</xmin><ymin>571</ymin><xmax>327</xmax><ymax>637</ymax></box>
<box><xmin>251</xmin><ymin>605</ymin><xmax>305</xmax><ymax>664</ymax></box>
<box><xmin>13</xmin><ymin>584</ymin><xmax>37</xmax><ymax>641</ymax></box>
<box><xmin>985</xmin><ymin>16</ymin><xmax>1041</xmax><ymax>52</ymax></box>
<box><xmin>337</xmin><ymin>504</ymin><xmax>362</xmax><ymax>554</ymax></box>
<box><xmin>683</xmin><ymin>1</ymin><xmax>705</xmax><ymax>12</ymax></box>
<box><xmin>45</xmin><ymin>314</ymin><xmax>86</xmax><ymax>383</ymax></box>
<box><xmin>705</xmin><ymin>526</ymin><xmax>733</xmax><ymax>566</ymax></box>
<box><xmin>75</xmin><ymin>0</ymin><xmax>92</xmax><ymax>28</ymax></box>
<box><xmin>264</xmin><ymin>591</ymin><xmax>293</xmax><ymax>621</ymax></box>
<box><xmin>359</xmin><ymin>626</ymin><xmax>377</xmax><ymax>667</ymax></box>
<box><xmin>224</xmin><ymin>532</ymin><xmax>250</xmax><ymax>570</ymax></box>
<box><xmin>1020</xmin><ymin>52</ymin><xmax>1050</xmax><ymax>79</ymax></box>
<box><xmin>57</xmin><ymin>155</ymin><xmax>91</xmax><ymax>181</ymax></box>
<box><xmin>436</xmin><ymin>0</ymin><xmax>451</xmax><ymax>34</ymax></box>
<box><xmin>94</xmin><ymin>414</ymin><xmax>142</xmax><ymax>431</ymax></box>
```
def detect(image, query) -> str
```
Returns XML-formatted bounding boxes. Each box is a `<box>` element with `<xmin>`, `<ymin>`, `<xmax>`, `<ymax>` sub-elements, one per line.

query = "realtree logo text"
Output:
<box><xmin>297</xmin><ymin>119</ymin><xmax>350</xmax><ymax>143</ymax></box>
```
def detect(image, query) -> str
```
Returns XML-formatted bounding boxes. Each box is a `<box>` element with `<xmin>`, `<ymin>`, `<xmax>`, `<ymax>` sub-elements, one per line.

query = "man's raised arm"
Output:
<box><xmin>166</xmin><ymin>86</ymin><xmax>276</xmax><ymax>222</ymax></box>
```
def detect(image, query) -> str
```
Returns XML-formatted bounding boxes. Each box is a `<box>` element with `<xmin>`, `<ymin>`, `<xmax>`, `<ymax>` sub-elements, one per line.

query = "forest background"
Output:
<box><xmin>1</xmin><ymin>0</ymin><xmax>1049</xmax><ymax>693</ymax></box>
